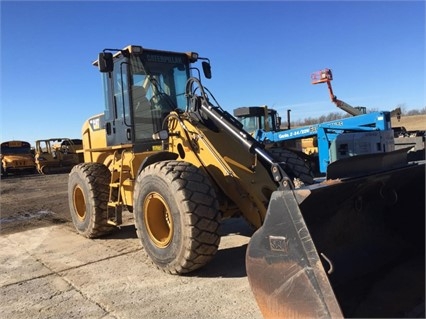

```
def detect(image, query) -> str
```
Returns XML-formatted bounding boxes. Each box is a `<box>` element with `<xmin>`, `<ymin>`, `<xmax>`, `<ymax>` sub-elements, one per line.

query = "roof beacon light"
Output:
<box><xmin>187</xmin><ymin>52</ymin><xmax>199</xmax><ymax>62</ymax></box>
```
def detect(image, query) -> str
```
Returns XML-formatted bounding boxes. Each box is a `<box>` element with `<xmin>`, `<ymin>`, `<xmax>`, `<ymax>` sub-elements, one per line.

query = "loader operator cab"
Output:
<box><xmin>233</xmin><ymin>106</ymin><xmax>281</xmax><ymax>134</ymax></box>
<box><xmin>95</xmin><ymin>45</ymin><xmax>211</xmax><ymax>152</ymax></box>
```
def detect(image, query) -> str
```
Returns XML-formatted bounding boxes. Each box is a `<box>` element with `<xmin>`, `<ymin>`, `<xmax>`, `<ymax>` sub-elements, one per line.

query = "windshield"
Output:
<box><xmin>1</xmin><ymin>141</ymin><xmax>32</xmax><ymax>155</ymax></box>
<box><xmin>237</xmin><ymin>116</ymin><xmax>260</xmax><ymax>133</ymax></box>
<box><xmin>130</xmin><ymin>52</ymin><xmax>190</xmax><ymax>112</ymax></box>
<box><xmin>236</xmin><ymin>113</ymin><xmax>276</xmax><ymax>133</ymax></box>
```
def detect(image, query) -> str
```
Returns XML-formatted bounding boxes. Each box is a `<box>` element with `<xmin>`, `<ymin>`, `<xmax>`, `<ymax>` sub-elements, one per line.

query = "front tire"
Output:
<box><xmin>134</xmin><ymin>160</ymin><xmax>221</xmax><ymax>274</ymax></box>
<box><xmin>68</xmin><ymin>163</ymin><xmax>114</xmax><ymax>238</ymax></box>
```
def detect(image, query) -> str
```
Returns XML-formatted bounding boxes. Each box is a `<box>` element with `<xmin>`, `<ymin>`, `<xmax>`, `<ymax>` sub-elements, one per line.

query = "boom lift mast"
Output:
<box><xmin>311</xmin><ymin>68</ymin><xmax>366</xmax><ymax>116</ymax></box>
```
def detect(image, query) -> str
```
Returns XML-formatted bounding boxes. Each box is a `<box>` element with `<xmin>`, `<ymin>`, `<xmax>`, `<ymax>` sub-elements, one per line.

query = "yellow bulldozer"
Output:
<box><xmin>35</xmin><ymin>138</ymin><xmax>83</xmax><ymax>174</ymax></box>
<box><xmin>68</xmin><ymin>45</ymin><xmax>425</xmax><ymax>318</ymax></box>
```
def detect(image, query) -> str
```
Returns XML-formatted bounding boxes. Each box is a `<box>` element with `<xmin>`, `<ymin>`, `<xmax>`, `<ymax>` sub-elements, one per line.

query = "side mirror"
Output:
<box><xmin>98</xmin><ymin>52</ymin><xmax>114</xmax><ymax>73</ymax></box>
<box><xmin>202</xmin><ymin>61</ymin><xmax>212</xmax><ymax>79</ymax></box>
<box><xmin>152</xmin><ymin>130</ymin><xmax>169</xmax><ymax>140</ymax></box>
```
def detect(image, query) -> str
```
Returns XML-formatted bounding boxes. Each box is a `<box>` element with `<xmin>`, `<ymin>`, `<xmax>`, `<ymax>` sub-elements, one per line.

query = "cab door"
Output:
<box><xmin>103</xmin><ymin>59</ymin><xmax>132</xmax><ymax>147</ymax></box>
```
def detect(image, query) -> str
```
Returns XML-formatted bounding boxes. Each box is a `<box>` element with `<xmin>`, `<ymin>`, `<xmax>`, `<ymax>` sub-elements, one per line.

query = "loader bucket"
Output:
<box><xmin>246</xmin><ymin>162</ymin><xmax>425</xmax><ymax>318</ymax></box>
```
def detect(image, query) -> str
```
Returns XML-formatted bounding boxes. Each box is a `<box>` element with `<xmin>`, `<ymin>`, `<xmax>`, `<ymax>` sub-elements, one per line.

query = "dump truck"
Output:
<box><xmin>35</xmin><ymin>138</ymin><xmax>83</xmax><ymax>174</ymax></box>
<box><xmin>69</xmin><ymin>45</ymin><xmax>425</xmax><ymax>318</ymax></box>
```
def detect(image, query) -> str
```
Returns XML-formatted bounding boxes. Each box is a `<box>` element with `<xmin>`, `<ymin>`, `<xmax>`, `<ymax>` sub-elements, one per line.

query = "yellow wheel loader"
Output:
<box><xmin>69</xmin><ymin>45</ymin><xmax>425</xmax><ymax>318</ymax></box>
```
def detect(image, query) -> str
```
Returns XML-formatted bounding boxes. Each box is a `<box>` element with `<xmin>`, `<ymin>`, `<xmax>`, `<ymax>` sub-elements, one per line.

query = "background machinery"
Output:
<box><xmin>234</xmin><ymin>69</ymin><xmax>397</xmax><ymax>176</ymax></box>
<box><xmin>68</xmin><ymin>45</ymin><xmax>425</xmax><ymax>318</ymax></box>
<box><xmin>234</xmin><ymin>105</ymin><xmax>395</xmax><ymax>176</ymax></box>
<box><xmin>311</xmin><ymin>68</ymin><xmax>367</xmax><ymax>116</ymax></box>
<box><xmin>0</xmin><ymin>140</ymin><xmax>36</xmax><ymax>176</ymax></box>
<box><xmin>35</xmin><ymin>138</ymin><xmax>83</xmax><ymax>174</ymax></box>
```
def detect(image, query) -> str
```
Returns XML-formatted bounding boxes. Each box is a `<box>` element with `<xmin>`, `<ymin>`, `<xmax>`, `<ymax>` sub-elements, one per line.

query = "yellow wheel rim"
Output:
<box><xmin>73</xmin><ymin>185</ymin><xmax>86</xmax><ymax>221</ymax></box>
<box><xmin>144</xmin><ymin>192</ymin><xmax>173</xmax><ymax>248</ymax></box>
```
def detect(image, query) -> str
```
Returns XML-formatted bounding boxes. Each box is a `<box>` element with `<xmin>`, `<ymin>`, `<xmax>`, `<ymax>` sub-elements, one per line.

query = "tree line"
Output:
<box><xmin>284</xmin><ymin>105</ymin><xmax>426</xmax><ymax>127</ymax></box>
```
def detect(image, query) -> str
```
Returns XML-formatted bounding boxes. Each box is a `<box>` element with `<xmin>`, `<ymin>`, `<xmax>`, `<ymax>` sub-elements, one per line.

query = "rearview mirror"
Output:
<box><xmin>202</xmin><ymin>61</ymin><xmax>212</xmax><ymax>79</ymax></box>
<box><xmin>98</xmin><ymin>52</ymin><xmax>114</xmax><ymax>73</ymax></box>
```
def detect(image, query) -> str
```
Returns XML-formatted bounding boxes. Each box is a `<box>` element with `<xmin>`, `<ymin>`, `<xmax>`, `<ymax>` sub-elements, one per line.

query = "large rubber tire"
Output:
<box><xmin>134</xmin><ymin>160</ymin><xmax>221</xmax><ymax>274</ymax></box>
<box><xmin>68</xmin><ymin>163</ymin><xmax>115</xmax><ymax>238</ymax></box>
<box><xmin>269</xmin><ymin>148</ymin><xmax>315</xmax><ymax>186</ymax></box>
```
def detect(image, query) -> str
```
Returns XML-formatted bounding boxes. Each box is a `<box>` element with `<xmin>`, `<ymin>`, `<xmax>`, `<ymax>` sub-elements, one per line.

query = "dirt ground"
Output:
<box><xmin>0</xmin><ymin>172</ymin><xmax>264</xmax><ymax>319</ymax></box>
<box><xmin>0</xmin><ymin>173</ymin><xmax>72</xmax><ymax>235</ymax></box>
<box><xmin>391</xmin><ymin>113</ymin><xmax>426</xmax><ymax>131</ymax></box>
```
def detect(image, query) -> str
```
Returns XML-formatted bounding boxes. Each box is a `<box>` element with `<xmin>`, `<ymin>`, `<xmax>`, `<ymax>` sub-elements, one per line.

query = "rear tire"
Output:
<box><xmin>134</xmin><ymin>160</ymin><xmax>221</xmax><ymax>274</ymax></box>
<box><xmin>68</xmin><ymin>163</ymin><xmax>115</xmax><ymax>238</ymax></box>
<box><xmin>269</xmin><ymin>148</ymin><xmax>314</xmax><ymax>185</ymax></box>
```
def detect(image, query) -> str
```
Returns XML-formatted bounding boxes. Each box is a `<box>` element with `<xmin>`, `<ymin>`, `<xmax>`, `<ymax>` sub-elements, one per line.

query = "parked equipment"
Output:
<box><xmin>35</xmin><ymin>138</ymin><xmax>83</xmax><ymax>174</ymax></box>
<box><xmin>1</xmin><ymin>140</ymin><xmax>36</xmax><ymax>176</ymax></box>
<box><xmin>234</xmin><ymin>69</ymin><xmax>400</xmax><ymax>176</ymax></box>
<box><xmin>234</xmin><ymin>105</ymin><xmax>395</xmax><ymax>175</ymax></box>
<box><xmin>69</xmin><ymin>45</ymin><xmax>424</xmax><ymax>318</ymax></box>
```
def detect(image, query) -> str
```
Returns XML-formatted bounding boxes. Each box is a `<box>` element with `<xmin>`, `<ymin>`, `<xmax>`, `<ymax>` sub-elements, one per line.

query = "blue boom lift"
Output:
<box><xmin>233</xmin><ymin>69</ymin><xmax>396</xmax><ymax>175</ymax></box>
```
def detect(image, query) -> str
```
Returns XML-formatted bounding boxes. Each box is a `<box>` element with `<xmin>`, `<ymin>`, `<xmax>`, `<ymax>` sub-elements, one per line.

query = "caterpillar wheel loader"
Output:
<box><xmin>69</xmin><ymin>45</ymin><xmax>425</xmax><ymax>318</ymax></box>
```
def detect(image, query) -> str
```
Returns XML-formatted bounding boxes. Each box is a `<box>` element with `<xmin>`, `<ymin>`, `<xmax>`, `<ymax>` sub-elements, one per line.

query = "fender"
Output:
<box><xmin>137</xmin><ymin>151</ymin><xmax>178</xmax><ymax>176</ymax></box>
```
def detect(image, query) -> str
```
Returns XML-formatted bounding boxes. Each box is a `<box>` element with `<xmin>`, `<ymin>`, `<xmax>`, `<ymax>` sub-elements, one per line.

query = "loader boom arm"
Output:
<box><xmin>185</xmin><ymin>77</ymin><xmax>295</xmax><ymax>188</ymax></box>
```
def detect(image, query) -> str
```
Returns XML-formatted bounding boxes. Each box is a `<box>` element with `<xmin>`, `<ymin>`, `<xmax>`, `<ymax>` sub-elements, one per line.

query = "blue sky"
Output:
<box><xmin>1</xmin><ymin>1</ymin><xmax>425</xmax><ymax>146</ymax></box>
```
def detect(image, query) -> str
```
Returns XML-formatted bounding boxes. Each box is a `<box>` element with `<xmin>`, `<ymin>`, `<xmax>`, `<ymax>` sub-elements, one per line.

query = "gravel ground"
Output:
<box><xmin>0</xmin><ymin>172</ymin><xmax>263</xmax><ymax>319</ymax></box>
